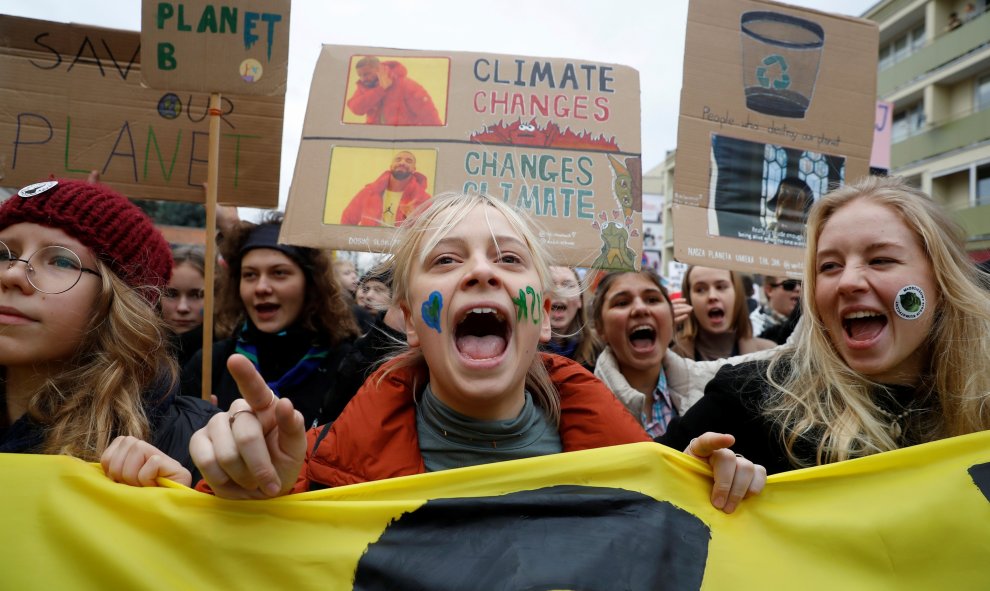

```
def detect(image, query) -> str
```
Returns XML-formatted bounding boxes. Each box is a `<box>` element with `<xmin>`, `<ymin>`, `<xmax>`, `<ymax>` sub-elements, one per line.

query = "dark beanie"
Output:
<box><xmin>239</xmin><ymin>222</ymin><xmax>312</xmax><ymax>272</ymax></box>
<box><xmin>0</xmin><ymin>180</ymin><xmax>173</xmax><ymax>294</ymax></box>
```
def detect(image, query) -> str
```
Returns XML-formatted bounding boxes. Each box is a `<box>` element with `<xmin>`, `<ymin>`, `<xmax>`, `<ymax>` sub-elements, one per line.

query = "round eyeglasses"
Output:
<box><xmin>0</xmin><ymin>240</ymin><xmax>101</xmax><ymax>294</ymax></box>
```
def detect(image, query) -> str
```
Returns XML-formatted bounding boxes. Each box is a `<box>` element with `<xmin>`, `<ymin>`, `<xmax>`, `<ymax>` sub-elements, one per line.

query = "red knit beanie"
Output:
<box><xmin>0</xmin><ymin>180</ymin><xmax>173</xmax><ymax>297</ymax></box>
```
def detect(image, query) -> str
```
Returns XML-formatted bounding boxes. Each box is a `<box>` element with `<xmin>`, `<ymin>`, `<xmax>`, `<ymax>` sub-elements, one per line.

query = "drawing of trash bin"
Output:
<box><xmin>741</xmin><ymin>11</ymin><xmax>824</xmax><ymax>119</ymax></box>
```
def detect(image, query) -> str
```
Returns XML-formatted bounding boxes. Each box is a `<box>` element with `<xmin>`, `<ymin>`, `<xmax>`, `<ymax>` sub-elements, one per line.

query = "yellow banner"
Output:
<box><xmin>5</xmin><ymin>434</ymin><xmax>990</xmax><ymax>589</ymax></box>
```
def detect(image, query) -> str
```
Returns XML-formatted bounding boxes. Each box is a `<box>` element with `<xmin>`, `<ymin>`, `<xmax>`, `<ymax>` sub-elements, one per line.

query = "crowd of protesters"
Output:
<box><xmin>4</xmin><ymin>173</ymin><xmax>988</xmax><ymax>518</ymax></box>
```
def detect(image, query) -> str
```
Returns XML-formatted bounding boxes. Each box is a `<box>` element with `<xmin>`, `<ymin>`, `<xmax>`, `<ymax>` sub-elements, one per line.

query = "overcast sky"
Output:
<box><xmin>4</xmin><ymin>0</ymin><xmax>874</xmax><ymax>213</ymax></box>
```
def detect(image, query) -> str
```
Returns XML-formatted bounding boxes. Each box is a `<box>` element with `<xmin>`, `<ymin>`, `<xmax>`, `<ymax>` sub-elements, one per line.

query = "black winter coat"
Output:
<box><xmin>181</xmin><ymin>323</ymin><xmax>358</xmax><ymax>429</ymax></box>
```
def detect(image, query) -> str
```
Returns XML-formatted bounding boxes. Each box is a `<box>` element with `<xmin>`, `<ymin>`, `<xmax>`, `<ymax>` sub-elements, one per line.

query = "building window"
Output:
<box><xmin>977</xmin><ymin>74</ymin><xmax>990</xmax><ymax>112</ymax></box>
<box><xmin>978</xmin><ymin>164</ymin><xmax>990</xmax><ymax>206</ymax></box>
<box><xmin>879</xmin><ymin>22</ymin><xmax>926</xmax><ymax>70</ymax></box>
<box><xmin>892</xmin><ymin>102</ymin><xmax>925</xmax><ymax>143</ymax></box>
<box><xmin>911</xmin><ymin>24</ymin><xmax>926</xmax><ymax>51</ymax></box>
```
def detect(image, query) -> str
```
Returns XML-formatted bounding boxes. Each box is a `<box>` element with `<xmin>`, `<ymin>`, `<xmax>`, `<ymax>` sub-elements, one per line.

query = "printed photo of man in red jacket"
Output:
<box><xmin>346</xmin><ymin>56</ymin><xmax>443</xmax><ymax>126</ymax></box>
<box><xmin>340</xmin><ymin>151</ymin><xmax>432</xmax><ymax>226</ymax></box>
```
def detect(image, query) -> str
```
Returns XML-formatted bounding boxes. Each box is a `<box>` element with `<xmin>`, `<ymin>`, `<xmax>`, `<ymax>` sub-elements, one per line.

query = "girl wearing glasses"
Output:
<box><xmin>0</xmin><ymin>179</ymin><xmax>217</xmax><ymax>481</ymax></box>
<box><xmin>673</xmin><ymin>266</ymin><xmax>775</xmax><ymax>361</ymax></box>
<box><xmin>659</xmin><ymin>176</ymin><xmax>990</xmax><ymax>474</ymax></box>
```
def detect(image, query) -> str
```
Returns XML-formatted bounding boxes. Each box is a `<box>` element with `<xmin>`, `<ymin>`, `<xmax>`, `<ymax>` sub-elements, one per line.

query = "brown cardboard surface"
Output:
<box><xmin>140</xmin><ymin>0</ymin><xmax>289</xmax><ymax>96</ymax></box>
<box><xmin>281</xmin><ymin>45</ymin><xmax>643</xmax><ymax>270</ymax></box>
<box><xmin>672</xmin><ymin>0</ymin><xmax>878</xmax><ymax>277</ymax></box>
<box><xmin>0</xmin><ymin>15</ymin><xmax>282</xmax><ymax>206</ymax></box>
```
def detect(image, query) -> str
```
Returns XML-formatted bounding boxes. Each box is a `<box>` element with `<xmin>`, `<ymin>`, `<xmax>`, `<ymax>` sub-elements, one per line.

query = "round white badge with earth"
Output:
<box><xmin>893</xmin><ymin>285</ymin><xmax>926</xmax><ymax>320</ymax></box>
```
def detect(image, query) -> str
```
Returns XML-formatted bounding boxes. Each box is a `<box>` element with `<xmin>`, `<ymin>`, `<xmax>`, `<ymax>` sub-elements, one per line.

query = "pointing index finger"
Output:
<box><xmin>227</xmin><ymin>354</ymin><xmax>277</xmax><ymax>414</ymax></box>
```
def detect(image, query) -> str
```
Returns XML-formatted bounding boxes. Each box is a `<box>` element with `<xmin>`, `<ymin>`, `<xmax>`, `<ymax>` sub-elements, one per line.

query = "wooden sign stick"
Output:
<box><xmin>201</xmin><ymin>92</ymin><xmax>222</xmax><ymax>401</ymax></box>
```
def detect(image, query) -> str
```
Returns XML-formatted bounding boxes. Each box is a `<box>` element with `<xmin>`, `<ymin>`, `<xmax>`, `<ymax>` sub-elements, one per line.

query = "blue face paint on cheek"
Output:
<box><xmin>421</xmin><ymin>291</ymin><xmax>443</xmax><ymax>333</ymax></box>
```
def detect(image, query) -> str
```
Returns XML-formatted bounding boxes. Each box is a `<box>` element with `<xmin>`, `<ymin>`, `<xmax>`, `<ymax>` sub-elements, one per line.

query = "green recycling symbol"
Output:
<box><xmin>756</xmin><ymin>54</ymin><xmax>790</xmax><ymax>90</ymax></box>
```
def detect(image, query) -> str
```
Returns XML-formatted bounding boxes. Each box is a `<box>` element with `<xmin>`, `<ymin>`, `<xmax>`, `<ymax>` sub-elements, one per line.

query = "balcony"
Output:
<box><xmin>879</xmin><ymin>10</ymin><xmax>990</xmax><ymax>97</ymax></box>
<box><xmin>954</xmin><ymin>203</ymin><xmax>990</xmax><ymax>247</ymax></box>
<box><xmin>892</xmin><ymin>106</ymin><xmax>990</xmax><ymax>168</ymax></box>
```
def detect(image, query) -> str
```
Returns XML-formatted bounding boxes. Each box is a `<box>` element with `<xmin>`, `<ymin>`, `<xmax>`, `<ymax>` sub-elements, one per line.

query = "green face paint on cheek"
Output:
<box><xmin>511</xmin><ymin>286</ymin><xmax>544</xmax><ymax>324</ymax></box>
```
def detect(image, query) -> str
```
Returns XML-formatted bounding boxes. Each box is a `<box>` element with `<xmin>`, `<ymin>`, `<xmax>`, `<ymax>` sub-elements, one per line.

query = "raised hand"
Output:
<box><xmin>379</xmin><ymin>66</ymin><xmax>393</xmax><ymax>89</ymax></box>
<box><xmin>189</xmin><ymin>354</ymin><xmax>308</xmax><ymax>499</ymax></box>
<box><xmin>671</xmin><ymin>297</ymin><xmax>692</xmax><ymax>327</ymax></box>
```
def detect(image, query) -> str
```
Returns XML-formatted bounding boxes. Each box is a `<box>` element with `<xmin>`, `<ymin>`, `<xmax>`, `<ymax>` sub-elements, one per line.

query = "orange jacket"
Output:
<box><xmin>346</xmin><ymin>60</ymin><xmax>442</xmax><ymax>126</ymax></box>
<box><xmin>340</xmin><ymin>169</ymin><xmax>431</xmax><ymax>226</ymax></box>
<box><xmin>292</xmin><ymin>354</ymin><xmax>651</xmax><ymax>491</ymax></box>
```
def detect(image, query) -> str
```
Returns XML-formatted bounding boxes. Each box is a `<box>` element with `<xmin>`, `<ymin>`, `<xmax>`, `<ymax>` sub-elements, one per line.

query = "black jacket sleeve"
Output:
<box><xmin>147</xmin><ymin>383</ymin><xmax>221</xmax><ymax>482</ymax></box>
<box><xmin>657</xmin><ymin>360</ymin><xmax>796</xmax><ymax>475</ymax></box>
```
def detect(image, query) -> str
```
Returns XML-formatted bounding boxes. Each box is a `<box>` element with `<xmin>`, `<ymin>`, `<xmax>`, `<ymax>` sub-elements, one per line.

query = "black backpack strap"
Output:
<box><xmin>311</xmin><ymin>421</ymin><xmax>334</xmax><ymax>456</ymax></box>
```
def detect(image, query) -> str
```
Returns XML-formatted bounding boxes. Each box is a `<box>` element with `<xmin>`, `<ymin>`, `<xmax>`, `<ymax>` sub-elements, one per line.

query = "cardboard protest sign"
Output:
<box><xmin>140</xmin><ymin>0</ymin><xmax>290</xmax><ymax>96</ymax></box>
<box><xmin>672</xmin><ymin>0</ymin><xmax>877</xmax><ymax>277</ymax></box>
<box><xmin>281</xmin><ymin>45</ymin><xmax>643</xmax><ymax>270</ymax></box>
<box><xmin>872</xmin><ymin>101</ymin><xmax>893</xmax><ymax>172</ymax></box>
<box><xmin>0</xmin><ymin>15</ymin><xmax>282</xmax><ymax>207</ymax></box>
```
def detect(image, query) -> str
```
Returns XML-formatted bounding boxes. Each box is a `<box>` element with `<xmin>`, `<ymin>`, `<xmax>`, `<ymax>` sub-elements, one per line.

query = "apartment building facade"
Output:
<box><xmin>866</xmin><ymin>0</ymin><xmax>990</xmax><ymax>253</ymax></box>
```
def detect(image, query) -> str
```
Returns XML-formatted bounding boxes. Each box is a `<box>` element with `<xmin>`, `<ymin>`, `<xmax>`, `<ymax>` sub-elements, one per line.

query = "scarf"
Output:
<box><xmin>233</xmin><ymin>322</ymin><xmax>329</xmax><ymax>399</ymax></box>
<box><xmin>544</xmin><ymin>335</ymin><xmax>579</xmax><ymax>360</ymax></box>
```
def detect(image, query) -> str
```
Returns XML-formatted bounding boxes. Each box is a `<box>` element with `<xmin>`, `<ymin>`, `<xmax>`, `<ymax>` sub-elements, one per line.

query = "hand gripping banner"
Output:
<box><xmin>4</xmin><ymin>434</ymin><xmax>989</xmax><ymax>589</ymax></box>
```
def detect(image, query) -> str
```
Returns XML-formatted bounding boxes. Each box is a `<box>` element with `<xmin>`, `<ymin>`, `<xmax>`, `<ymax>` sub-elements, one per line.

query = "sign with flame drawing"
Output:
<box><xmin>281</xmin><ymin>45</ymin><xmax>642</xmax><ymax>270</ymax></box>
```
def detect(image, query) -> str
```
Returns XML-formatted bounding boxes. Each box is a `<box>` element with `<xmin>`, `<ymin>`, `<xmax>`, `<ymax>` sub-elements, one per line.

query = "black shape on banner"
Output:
<box><xmin>353</xmin><ymin>485</ymin><xmax>710</xmax><ymax>591</ymax></box>
<box><xmin>969</xmin><ymin>462</ymin><xmax>990</xmax><ymax>503</ymax></box>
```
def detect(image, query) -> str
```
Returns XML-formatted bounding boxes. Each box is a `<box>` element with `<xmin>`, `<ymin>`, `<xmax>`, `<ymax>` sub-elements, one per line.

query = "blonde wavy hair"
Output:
<box><xmin>765</xmin><ymin>176</ymin><xmax>990</xmax><ymax>466</ymax></box>
<box><xmin>27</xmin><ymin>262</ymin><xmax>177</xmax><ymax>461</ymax></box>
<box><xmin>386</xmin><ymin>192</ymin><xmax>561</xmax><ymax>425</ymax></box>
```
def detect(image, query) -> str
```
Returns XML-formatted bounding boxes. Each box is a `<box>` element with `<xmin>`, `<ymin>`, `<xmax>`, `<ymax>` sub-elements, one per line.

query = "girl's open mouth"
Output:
<box><xmin>843</xmin><ymin>310</ymin><xmax>887</xmax><ymax>343</ymax></box>
<box><xmin>628</xmin><ymin>325</ymin><xmax>656</xmax><ymax>352</ymax></box>
<box><xmin>455</xmin><ymin>308</ymin><xmax>509</xmax><ymax>360</ymax></box>
<box><xmin>255</xmin><ymin>303</ymin><xmax>280</xmax><ymax>319</ymax></box>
